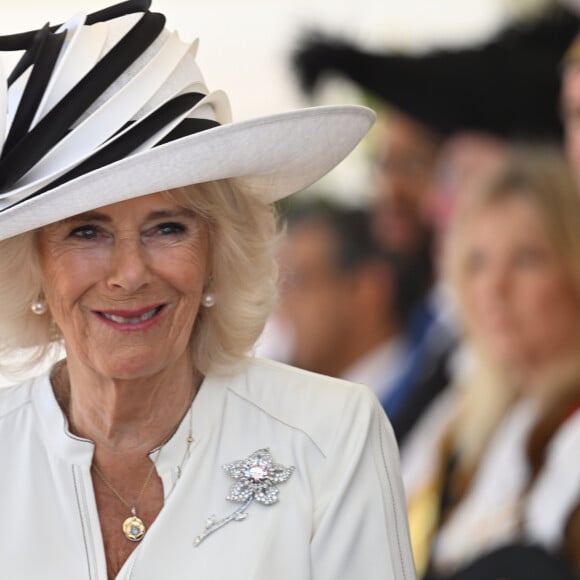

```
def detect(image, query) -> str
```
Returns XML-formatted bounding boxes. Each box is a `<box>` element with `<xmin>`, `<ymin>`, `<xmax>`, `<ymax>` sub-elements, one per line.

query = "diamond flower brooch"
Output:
<box><xmin>194</xmin><ymin>448</ymin><xmax>294</xmax><ymax>546</ymax></box>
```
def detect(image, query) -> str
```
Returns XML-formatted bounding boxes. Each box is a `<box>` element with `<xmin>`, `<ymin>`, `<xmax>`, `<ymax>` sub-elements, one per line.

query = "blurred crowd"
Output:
<box><xmin>257</xmin><ymin>2</ymin><xmax>580</xmax><ymax>578</ymax></box>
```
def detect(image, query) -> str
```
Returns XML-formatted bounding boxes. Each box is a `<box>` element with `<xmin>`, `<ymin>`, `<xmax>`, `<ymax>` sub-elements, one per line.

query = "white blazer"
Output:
<box><xmin>0</xmin><ymin>357</ymin><xmax>415</xmax><ymax>579</ymax></box>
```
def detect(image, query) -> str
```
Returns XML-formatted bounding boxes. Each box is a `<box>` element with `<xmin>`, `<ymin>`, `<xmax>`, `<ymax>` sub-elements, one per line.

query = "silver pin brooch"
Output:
<box><xmin>194</xmin><ymin>448</ymin><xmax>294</xmax><ymax>546</ymax></box>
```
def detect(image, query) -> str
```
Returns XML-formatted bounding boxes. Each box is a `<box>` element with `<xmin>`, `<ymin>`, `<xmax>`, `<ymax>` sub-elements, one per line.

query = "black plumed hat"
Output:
<box><xmin>292</xmin><ymin>6</ymin><xmax>580</xmax><ymax>140</ymax></box>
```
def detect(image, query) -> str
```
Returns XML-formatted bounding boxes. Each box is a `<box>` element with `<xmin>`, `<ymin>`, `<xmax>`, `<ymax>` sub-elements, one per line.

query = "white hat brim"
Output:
<box><xmin>0</xmin><ymin>104</ymin><xmax>374</xmax><ymax>241</ymax></box>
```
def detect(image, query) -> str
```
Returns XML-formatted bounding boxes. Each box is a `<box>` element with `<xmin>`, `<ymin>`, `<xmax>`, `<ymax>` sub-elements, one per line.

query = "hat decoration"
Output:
<box><xmin>0</xmin><ymin>0</ymin><xmax>229</xmax><ymax>208</ymax></box>
<box><xmin>292</xmin><ymin>6</ymin><xmax>579</xmax><ymax>140</ymax></box>
<box><xmin>0</xmin><ymin>0</ymin><xmax>374</xmax><ymax>241</ymax></box>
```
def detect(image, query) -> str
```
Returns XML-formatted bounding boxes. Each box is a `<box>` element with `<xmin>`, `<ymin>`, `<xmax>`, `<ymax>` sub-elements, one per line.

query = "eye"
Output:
<box><xmin>513</xmin><ymin>247</ymin><xmax>546</xmax><ymax>268</ymax></box>
<box><xmin>141</xmin><ymin>221</ymin><xmax>189</xmax><ymax>244</ymax></box>
<box><xmin>68</xmin><ymin>225</ymin><xmax>102</xmax><ymax>240</ymax></box>
<box><xmin>157</xmin><ymin>222</ymin><xmax>187</xmax><ymax>235</ymax></box>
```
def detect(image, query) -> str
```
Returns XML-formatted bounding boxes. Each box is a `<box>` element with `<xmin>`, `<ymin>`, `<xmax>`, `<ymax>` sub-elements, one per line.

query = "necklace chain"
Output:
<box><xmin>92</xmin><ymin>450</ymin><xmax>160</xmax><ymax>512</ymax></box>
<box><xmin>91</xmin><ymin>389</ymin><xmax>196</xmax><ymax>542</ymax></box>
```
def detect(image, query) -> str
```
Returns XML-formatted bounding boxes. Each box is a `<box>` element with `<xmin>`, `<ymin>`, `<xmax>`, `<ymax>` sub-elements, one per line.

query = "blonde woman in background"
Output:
<box><xmin>409</xmin><ymin>147</ymin><xmax>580</xmax><ymax>579</ymax></box>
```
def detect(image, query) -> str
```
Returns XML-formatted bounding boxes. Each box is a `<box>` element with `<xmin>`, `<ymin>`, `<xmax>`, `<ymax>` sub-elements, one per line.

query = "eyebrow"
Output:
<box><xmin>62</xmin><ymin>211</ymin><xmax>111</xmax><ymax>224</ymax></box>
<box><xmin>145</xmin><ymin>208</ymin><xmax>198</xmax><ymax>221</ymax></box>
<box><xmin>62</xmin><ymin>207</ymin><xmax>197</xmax><ymax>224</ymax></box>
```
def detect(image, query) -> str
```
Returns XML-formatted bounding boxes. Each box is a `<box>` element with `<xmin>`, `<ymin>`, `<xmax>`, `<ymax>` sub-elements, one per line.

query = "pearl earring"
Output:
<box><xmin>202</xmin><ymin>292</ymin><xmax>216</xmax><ymax>308</ymax></box>
<box><xmin>31</xmin><ymin>299</ymin><xmax>47</xmax><ymax>315</ymax></box>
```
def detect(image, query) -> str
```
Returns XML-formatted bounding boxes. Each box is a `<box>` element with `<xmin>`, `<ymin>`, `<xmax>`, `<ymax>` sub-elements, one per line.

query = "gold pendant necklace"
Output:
<box><xmin>93</xmin><ymin>457</ymin><xmax>159</xmax><ymax>542</ymax></box>
<box><xmin>92</xmin><ymin>396</ymin><xmax>195</xmax><ymax>542</ymax></box>
<box><xmin>123</xmin><ymin>508</ymin><xmax>147</xmax><ymax>542</ymax></box>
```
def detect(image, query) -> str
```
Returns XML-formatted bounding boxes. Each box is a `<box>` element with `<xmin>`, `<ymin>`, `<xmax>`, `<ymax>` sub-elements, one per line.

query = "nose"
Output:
<box><xmin>106</xmin><ymin>237</ymin><xmax>151</xmax><ymax>292</ymax></box>
<box><xmin>476</xmin><ymin>264</ymin><xmax>512</xmax><ymax>307</ymax></box>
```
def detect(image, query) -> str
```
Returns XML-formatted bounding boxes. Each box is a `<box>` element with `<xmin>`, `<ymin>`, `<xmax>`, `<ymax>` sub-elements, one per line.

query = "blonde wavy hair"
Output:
<box><xmin>443</xmin><ymin>145</ymin><xmax>580</xmax><ymax>465</ymax></box>
<box><xmin>0</xmin><ymin>179</ymin><xmax>280</xmax><ymax>378</ymax></box>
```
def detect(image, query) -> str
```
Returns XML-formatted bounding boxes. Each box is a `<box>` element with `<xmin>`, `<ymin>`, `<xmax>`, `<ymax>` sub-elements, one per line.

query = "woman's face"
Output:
<box><xmin>460</xmin><ymin>196</ymin><xmax>580</xmax><ymax>374</ymax></box>
<box><xmin>37</xmin><ymin>192</ymin><xmax>210</xmax><ymax>381</ymax></box>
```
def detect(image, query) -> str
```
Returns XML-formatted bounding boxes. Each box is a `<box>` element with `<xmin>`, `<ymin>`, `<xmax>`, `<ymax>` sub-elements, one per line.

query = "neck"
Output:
<box><xmin>52</xmin><ymin>355</ymin><xmax>200</xmax><ymax>455</ymax></box>
<box><xmin>509</xmin><ymin>349</ymin><xmax>580</xmax><ymax>404</ymax></box>
<box><xmin>331</xmin><ymin>323</ymin><xmax>399</xmax><ymax>378</ymax></box>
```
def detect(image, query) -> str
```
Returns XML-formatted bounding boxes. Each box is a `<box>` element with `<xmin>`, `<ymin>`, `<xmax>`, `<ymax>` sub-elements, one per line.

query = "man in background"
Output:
<box><xmin>277</xmin><ymin>204</ymin><xmax>412</xmax><ymax>401</ymax></box>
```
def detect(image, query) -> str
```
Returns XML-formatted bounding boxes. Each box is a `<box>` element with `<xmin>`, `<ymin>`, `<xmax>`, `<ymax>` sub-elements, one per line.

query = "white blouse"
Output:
<box><xmin>0</xmin><ymin>357</ymin><xmax>415</xmax><ymax>580</ymax></box>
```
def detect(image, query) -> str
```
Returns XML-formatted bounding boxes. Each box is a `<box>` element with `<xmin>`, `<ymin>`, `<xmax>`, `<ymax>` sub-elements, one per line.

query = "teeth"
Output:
<box><xmin>101</xmin><ymin>307</ymin><xmax>159</xmax><ymax>324</ymax></box>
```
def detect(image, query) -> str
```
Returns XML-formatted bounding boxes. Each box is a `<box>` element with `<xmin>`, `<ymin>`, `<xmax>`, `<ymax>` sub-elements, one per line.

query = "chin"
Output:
<box><xmin>94</xmin><ymin>352</ymin><xmax>170</xmax><ymax>381</ymax></box>
<box><xmin>489</xmin><ymin>345</ymin><xmax>527</xmax><ymax>369</ymax></box>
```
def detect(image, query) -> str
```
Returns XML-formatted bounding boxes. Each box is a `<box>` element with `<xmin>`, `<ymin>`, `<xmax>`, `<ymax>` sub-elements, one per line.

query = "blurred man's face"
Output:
<box><xmin>372</xmin><ymin>112</ymin><xmax>440</xmax><ymax>255</ymax></box>
<box><xmin>277</xmin><ymin>222</ymin><xmax>355</xmax><ymax>376</ymax></box>
<box><xmin>562</xmin><ymin>64</ymin><xmax>580</xmax><ymax>187</ymax></box>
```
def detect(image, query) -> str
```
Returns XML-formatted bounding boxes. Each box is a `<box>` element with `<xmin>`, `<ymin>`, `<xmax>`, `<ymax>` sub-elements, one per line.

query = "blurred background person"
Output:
<box><xmin>428</xmin><ymin>132</ymin><xmax>509</xmax><ymax>258</ymax></box>
<box><xmin>291</xmin><ymin>4</ymin><xmax>579</xmax><ymax>445</ymax></box>
<box><xmin>399</xmin><ymin>131</ymin><xmax>510</xmax><ymax>491</ymax></box>
<box><xmin>360</xmin><ymin>107</ymin><xmax>444</xmax><ymax>440</ymax></box>
<box><xmin>390</xmin><ymin>132</ymin><xmax>511</xmax><ymax>443</ymax></box>
<box><xmin>408</xmin><ymin>147</ymin><xmax>580</xmax><ymax>579</ymax></box>
<box><xmin>276</xmin><ymin>203</ymin><xmax>416</xmax><ymax>401</ymax></box>
<box><xmin>371</xmin><ymin>111</ymin><xmax>441</xmax><ymax>292</ymax></box>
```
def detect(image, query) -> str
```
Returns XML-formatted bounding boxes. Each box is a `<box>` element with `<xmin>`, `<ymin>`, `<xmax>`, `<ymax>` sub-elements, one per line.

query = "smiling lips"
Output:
<box><xmin>95</xmin><ymin>305</ymin><xmax>165</xmax><ymax>329</ymax></box>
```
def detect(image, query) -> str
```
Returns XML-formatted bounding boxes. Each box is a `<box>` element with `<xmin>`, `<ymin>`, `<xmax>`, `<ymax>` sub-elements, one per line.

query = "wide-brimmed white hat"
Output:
<box><xmin>0</xmin><ymin>0</ymin><xmax>374</xmax><ymax>242</ymax></box>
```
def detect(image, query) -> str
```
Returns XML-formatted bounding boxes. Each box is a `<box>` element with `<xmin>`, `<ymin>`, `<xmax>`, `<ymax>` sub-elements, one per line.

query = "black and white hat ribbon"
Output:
<box><xmin>0</xmin><ymin>0</ymin><xmax>230</xmax><ymax>212</ymax></box>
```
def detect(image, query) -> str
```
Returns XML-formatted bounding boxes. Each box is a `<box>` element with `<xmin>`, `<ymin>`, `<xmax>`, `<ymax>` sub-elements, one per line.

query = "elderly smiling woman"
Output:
<box><xmin>0</xmin><ymin>2</ymin><xmax>414</xmax><ymax>580</ymax></box>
